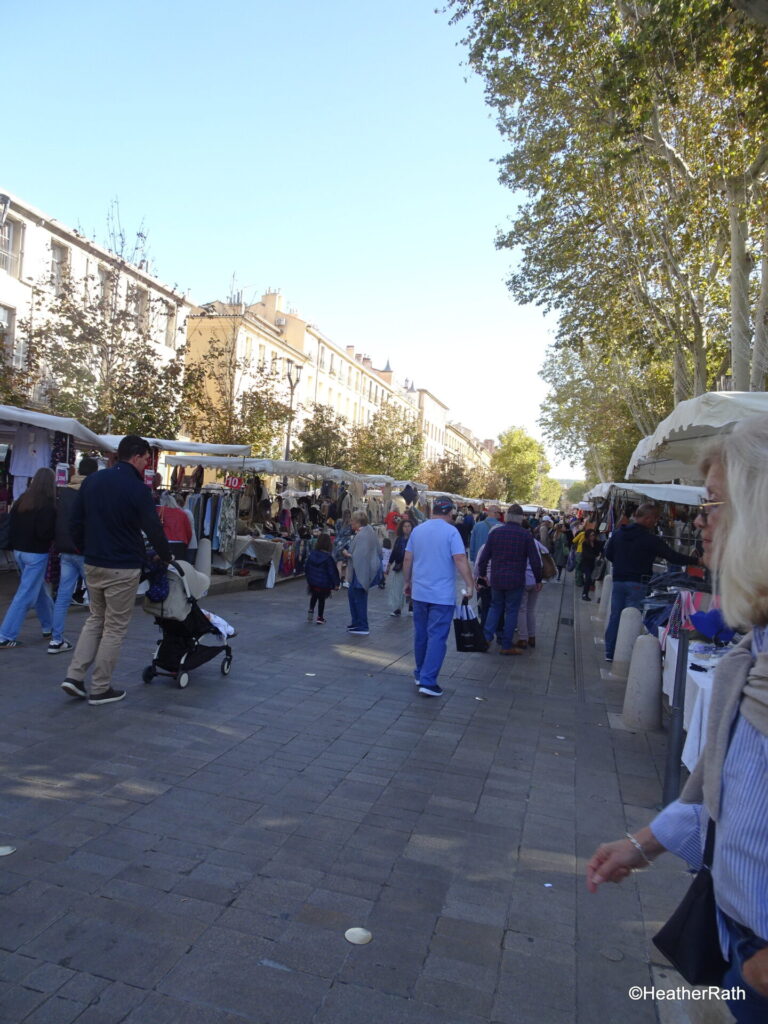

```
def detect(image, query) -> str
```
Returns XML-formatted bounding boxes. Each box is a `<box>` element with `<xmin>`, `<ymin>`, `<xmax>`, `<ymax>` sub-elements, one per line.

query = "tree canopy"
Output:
<box><xmin>347</xmin><ymin>403</ymin><xmax>424</xmax><ymax>478</ymax></box>
<box><xmin>491</xmin><ymin>426</ymin><xmax>550</xmax><ymax>502</ymax></box>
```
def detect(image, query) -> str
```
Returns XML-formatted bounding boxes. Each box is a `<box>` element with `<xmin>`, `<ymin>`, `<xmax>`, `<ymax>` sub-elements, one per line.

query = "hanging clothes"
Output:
<box><xmin>217</xmin><ymin>492</ymin><xmax>237</xmax><ymax>562</ymax></box>
<box><xmin>10</xmin><ymin>425</ymin><xmax>52</xmax><ymax>499</ymax></box>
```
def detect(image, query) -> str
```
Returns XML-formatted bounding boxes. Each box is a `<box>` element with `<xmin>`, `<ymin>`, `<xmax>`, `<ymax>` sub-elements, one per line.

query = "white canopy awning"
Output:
<box><xmin>586</xmin><ymin>481</ymin><xmax>705</xmax><ymax>506</ymax></box>
<box><xmin>0</xmin><ymin>404</ymin><xmax>111</xmax><ymax>449</ymax></box>
<box><xmin>97</xmin><ymin>434</ymin><xmax>251</xmax><ymax>457</ymax></box>
<box><xmin>626</xmin><ymin>391</ymin><xmax>768</xmax><ymax>483</ymax></box>
<box><xmin>162</xmin><ymin>454</ymin><xmax>396</xmax><ymax>485</ymax></box>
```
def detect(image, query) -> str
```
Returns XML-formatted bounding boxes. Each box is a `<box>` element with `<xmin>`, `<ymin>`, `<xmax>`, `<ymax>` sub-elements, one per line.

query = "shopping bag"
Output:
<box><xmin>566</xmin><ymin>547</ymin><xmax>576</xmax><ymax>572</ymax></box>
<box><xmin>541</xmin><ymin>552</ymin><xmax>557</xmax><ymax>580</ymax></box>
<box><xmin>453</xmin><ymin>598</ymin><xmax>488</xmax><ymax>653</ymax></box>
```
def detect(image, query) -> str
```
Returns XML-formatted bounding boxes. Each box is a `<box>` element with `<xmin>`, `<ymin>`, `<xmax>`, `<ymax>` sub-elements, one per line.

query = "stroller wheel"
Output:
<box><xmin>221</xmin><ymin>657</ymin><xmax>232</xmax><ymax>676</ymax></box>
<box><xmin>177</xmin><ymin>671</ymin><xmax>190</xmax><ymax>689</ymax></box>
<box><xmin>142</xmin><ymin>666</ymin><xmax>156</xmax><ymax>684</ymax></box>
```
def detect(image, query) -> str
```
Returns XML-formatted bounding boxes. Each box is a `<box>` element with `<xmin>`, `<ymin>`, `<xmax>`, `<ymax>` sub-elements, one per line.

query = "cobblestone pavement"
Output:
<box><xmin>0</xmin><ymin>573</ymin><xmax>692</xmax><ymax>1023</ymax></box>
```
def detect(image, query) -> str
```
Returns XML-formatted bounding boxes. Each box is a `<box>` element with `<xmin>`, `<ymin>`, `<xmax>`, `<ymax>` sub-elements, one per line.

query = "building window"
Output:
<box><xmin>244</xmin><ymin>334</ymin><xmax>253</xmax><ymax>360</ymax></box>
<box><xmin>164</xmin><ymin>303</ymin><xmax>177</xmax><ymax>348</ymax></box>
<box><xmin>318</xmin><ymin>346</ymin><xmax>325</xmax><ymax>369</ymax></box>
<box><xmin>329</xmin><ymin>353</ymin><xmax>335</xmax><ymax>376</ymax></box>
<box><xmin>258</xmin><ymin>343</ymin><xmax>266</xmax><ymax>367</ymax></box>
<box><xmin>97</xmin><ymin>266</ymin><xmax>113</xmax><ymax>308</ymax></box>
<box><xmin>127</xmin><ymin>285</ymin><xmax>149</xmax><ymax>331</ymax></box>
<box><xmin>0</xmin><ymin>219</ymin><xmax>22</xmax><ymax>278</ymax></box>
<box><xmin>51</xmin><ymin>242</ymin><xmax>68</xmax><ymax>292</ymax></box>
<box><xmin>0</xmin><ymin>305</ymin><xmax>15</xmax><ymax>358</ymax></box>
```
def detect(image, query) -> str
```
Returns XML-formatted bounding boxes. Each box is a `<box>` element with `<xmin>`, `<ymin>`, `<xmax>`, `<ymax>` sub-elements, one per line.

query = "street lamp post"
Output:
<box><xmin>283</xmin><ymin>360</ymin><xmax>303</xmax><ymax>487</ymax></box>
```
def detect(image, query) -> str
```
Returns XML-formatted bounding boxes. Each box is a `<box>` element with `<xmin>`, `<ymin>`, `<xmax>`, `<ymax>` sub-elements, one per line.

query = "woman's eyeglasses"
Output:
<box><xmin>697</xmin><ymin>500</ymin><xmax>725</xmax><ymax>522</ymax></box>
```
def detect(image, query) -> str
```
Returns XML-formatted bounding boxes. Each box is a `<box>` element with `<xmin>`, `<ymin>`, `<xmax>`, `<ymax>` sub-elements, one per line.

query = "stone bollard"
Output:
<box><xmin>196</xmin><ymin>538</ymin><xmax>212</xmax><ymax>581</ymax></box>
<box><xmin>622</xmin><ymin>634</ymin><xmax>662</xmax><ymax>731</ymax></box>
<box><xmin>597</xmin><ymin>573</ymin><xmax>613</xmax><ymax>622</ymax></box>
<box><xmin>611</xmin><ymin>606</ymin><xmax>643</xmax><ymax>679</ymax></box>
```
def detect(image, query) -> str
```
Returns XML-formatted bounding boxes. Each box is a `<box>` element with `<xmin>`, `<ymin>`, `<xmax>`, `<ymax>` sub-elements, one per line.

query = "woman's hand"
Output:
<box><xmin>743</xmin><ymin>948</ymin><xmax>768</xmax><ymax>997</ymax></box>
<box><xmin>586</xmin><ymin>829</ymin><xmax>665</xmax><ymax>893</ymax></box>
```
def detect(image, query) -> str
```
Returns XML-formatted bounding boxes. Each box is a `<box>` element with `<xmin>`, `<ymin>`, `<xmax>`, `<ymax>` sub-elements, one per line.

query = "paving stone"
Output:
<box><xmin>22</xmin><ymin>960</ymin><xmax>76</xmax><ymax>993</ymax></box>
<box><xmin>19</xmin><ymin>994</ymin><xmax>88</xmax><ymax>1024</ymax></box>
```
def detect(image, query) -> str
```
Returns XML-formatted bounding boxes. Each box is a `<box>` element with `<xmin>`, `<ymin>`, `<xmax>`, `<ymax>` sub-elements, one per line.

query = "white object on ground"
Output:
<box><xmin>344</xmin><ymin>927</ymin><xmax>373</xmax><ymax>944</ymax></box>
<box><xmin>622</xmin><ymin>634</ymin><xmax>662</xmax><ymax>731</ymax></box>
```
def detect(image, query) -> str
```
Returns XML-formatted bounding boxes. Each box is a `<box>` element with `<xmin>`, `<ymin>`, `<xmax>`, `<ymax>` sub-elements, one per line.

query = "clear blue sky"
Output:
<box><xmin>5</xmin><ymin>0</ymin><xmax>579</xmax><ymax>478</ymax></box>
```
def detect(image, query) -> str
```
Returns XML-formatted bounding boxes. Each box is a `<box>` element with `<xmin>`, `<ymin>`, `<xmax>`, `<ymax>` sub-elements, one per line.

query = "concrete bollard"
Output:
<box><xmin>196</xmin><ymin>538</ymin><xmax>212</xmax><ymax>581</ymax></box>
<box><xmin>622</xmin><ymin>634</ymin><xmax>662</xmax><ymax>731</ymax></box>
<box><xmin>612</xmin><ymin>606</ymin><xmax>643</xmax><ymax>679</ymax></box>
<box><xmin>597</xmin><ymin>573</ymin><xmax>613</xmax><ymax>622</ymax></box>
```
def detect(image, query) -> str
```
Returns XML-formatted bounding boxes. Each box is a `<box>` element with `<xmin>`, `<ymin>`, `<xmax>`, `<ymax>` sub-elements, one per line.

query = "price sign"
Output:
<box><xmin>55</xmin><ymin>462</ymin><xmax>70</xmax><ymax>486</ymax></box>
<box><xmin>144</xmin><ymin>468</ymin><xmax>155</xmax><ymax>487</ymax></box>
<box><xmin>225</xmin><ymin>476</ymin><xmax>244</xmax><ymax>490</ymax></box>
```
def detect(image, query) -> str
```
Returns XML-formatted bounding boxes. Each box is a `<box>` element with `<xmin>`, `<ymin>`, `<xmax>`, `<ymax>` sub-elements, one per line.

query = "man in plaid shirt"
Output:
<box><xmin>476</xmin><ymin>504</ymin><xmax>543</xmax><ymax>654</ymax></box>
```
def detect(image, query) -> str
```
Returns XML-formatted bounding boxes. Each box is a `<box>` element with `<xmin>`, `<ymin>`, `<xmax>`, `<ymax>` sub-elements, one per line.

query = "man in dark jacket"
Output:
<box><xmin>61</xmin><ymin>436</ymin><xmax>172</xmax><ymax>705</ymax></box>
<box><xmin>48</xmin><ymin>456</ymin><xmax>98</xmax><ymax>654</ymax></box>
<box><xmin>604</xmin><ymin>503</ymin><xmax>698</xmax><ymax>661</ymax></box>
<box><xmin>476</xmin><ymin>504</ymin><xmax>542</xmax><ymax>654</ymax></box>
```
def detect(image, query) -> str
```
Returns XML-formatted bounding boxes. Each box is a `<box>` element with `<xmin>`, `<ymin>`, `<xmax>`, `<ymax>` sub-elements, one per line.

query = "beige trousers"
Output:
<box><xmin>67</xmin><ymin>566</ymin><xmax>141</xmax><ymax>695</ymax></box>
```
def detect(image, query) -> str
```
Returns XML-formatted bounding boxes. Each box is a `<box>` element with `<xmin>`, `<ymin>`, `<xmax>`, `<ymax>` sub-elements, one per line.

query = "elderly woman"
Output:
<box><xmin>343</xmin><ymin>511</ymin><xmax>382</xmax><ymax>636</ymax></box>
<box><xmin>586</xmin><ymin>415</ymin><xmax>768</xmax><ymax>1022</ymax></box>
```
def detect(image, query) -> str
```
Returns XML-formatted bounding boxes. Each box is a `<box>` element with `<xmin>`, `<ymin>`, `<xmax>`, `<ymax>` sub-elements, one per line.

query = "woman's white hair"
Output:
<box><xmin>706</xmin><ymin>413</ymin><xmax>768</xmax><ymax>628</ymax></box>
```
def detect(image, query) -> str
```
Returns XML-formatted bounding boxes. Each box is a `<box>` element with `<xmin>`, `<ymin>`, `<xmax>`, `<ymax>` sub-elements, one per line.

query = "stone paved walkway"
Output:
<box><xmin>0</xmin><ymin>571</ymin><xmax>693</xmax><ymax>1023</ymax></box>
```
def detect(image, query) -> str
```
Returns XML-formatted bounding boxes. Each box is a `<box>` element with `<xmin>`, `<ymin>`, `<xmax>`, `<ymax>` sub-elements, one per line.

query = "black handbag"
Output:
<box><xmin>453</xmin><ymin>598</ymin><xmax>488</xmax><ymax>653</ymax></box>
<box><xmin>652</xmin><ymin>818</ymin><xmax>728</xmax><ymax>985</ymax></box>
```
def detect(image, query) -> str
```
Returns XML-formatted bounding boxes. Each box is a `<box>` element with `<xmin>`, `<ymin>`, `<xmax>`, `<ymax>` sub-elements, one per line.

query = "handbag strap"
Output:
<box><xmin>702</xmin><ymin>817</ymin><xmax>716</xmax><ymax>869</ymax></box>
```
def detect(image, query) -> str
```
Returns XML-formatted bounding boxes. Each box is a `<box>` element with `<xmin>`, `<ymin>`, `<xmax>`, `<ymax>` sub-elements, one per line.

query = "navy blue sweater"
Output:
<box><xmin>72</xmin><ymin>461</ymin><xmax>172</xmax><ymax>569</ymax></box>
<box><xmin>605</xmin><ymin>522</ymin><xmax>696</xmax><ymax>583</ymax></box>
<box><xmin>305</xmin><ymin>550</ymin><xmax>340</xmax><ymax>591</ymax></box>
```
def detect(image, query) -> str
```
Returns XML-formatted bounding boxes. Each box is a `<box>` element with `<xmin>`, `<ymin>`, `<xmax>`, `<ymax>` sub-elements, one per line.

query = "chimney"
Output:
<box><xmin>363</xmin><ymin>356</ymin><xmax>373</xmax><ymax>369</ymax></box>
<box><xmin>346</xmin><ymin>345</ymin><xmax>355</xmax><ymax>358</ymax></box>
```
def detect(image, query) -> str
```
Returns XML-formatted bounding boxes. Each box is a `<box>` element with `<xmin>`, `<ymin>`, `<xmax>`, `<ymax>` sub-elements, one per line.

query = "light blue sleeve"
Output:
<box><xmin>449</xmin><ymin>528</ymin><xmax>465</xmax><ymax>557</ymax></box>
<box><xmin>650</xmin><ymin>800</ymin><xmax>704</xmax><ymax>870</ymax></box>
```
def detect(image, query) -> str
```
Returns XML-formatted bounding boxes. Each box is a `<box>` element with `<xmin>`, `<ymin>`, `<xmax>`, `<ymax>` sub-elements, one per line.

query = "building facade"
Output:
<box><xmin>0</xmin><ymin>191</ymin><xmax>193</xmax><ymax>388</ymax></box>
<box><xmin>445</xmin><ymin>422</ymin><xmax>493</xmax><ymax>473</ymax></box>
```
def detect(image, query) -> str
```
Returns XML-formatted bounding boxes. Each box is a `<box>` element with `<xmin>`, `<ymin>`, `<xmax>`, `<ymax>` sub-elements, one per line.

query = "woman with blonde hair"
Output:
<box><xmin>0</xmin><ymin>467</ymin><xmax>57</xmax><ymax>649</ymax></box>
<box><xmin>586</xmin><ymin>415</ymin><xmax>768</xmax><ymax>1021</ymax></box>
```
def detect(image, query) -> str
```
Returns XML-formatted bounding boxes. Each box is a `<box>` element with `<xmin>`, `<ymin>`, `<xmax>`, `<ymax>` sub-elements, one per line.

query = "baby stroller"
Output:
<box><xmin>141</xmin><ymin>561</ymin><xmax>233</xmax><ymax>689</ymax></box>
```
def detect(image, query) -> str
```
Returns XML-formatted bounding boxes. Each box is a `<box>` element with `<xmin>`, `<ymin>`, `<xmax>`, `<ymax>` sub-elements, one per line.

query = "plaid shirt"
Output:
<box><xmin>476</xmin><ymin>523</ymin><xmax>542</xmax><ymax>590</ymax></box>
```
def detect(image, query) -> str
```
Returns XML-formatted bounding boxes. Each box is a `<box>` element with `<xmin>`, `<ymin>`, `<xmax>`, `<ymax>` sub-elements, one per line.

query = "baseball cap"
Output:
<box><xmin>433</xmin><ymin>496</ymin><xmax>456</xmax><ymax>515</ymax></box>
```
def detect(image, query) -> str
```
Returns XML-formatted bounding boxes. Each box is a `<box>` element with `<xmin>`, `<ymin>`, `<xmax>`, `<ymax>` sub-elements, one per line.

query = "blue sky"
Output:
<box><xmin>5</xmin><ymin>0</ymin><xmax>577</xmax><ymax>477</ymax></box>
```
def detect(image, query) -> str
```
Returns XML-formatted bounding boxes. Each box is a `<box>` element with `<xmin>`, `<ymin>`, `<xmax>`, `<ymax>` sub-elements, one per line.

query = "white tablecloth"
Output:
<box><xmin>662</xmin><ymin>636</ymin><xmax>718</xmax><ymax>770</ymax></box>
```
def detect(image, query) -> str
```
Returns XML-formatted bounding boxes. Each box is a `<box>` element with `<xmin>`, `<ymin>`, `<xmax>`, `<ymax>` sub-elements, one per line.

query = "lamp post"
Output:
<box><xmin>283</xmin><ymin>359</ymin><xmax>303</xmax><ymax>487</ymax></box>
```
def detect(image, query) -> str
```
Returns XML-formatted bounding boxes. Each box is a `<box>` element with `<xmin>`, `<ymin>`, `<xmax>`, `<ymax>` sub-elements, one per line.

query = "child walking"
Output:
<box><xmin>304</xmin><ymin>534</ymin><xmax>341</xmax><ymax>624</ymax></box>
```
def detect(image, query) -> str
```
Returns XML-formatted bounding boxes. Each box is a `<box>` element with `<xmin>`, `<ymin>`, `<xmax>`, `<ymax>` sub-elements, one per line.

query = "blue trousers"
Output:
<box><xmin>604</xmin><ymin>581</ymin><xmax>647</xmax><ymax>659</ymax></box>
<box><xmin>0</xmin><ymin>551</ymin><xmax>54</xmax><ymax>641</ymax></box>
<box><xmin>347</xmin><ymin>573</ymin><xmax>369</xmax><ymax>630</ymax></box>
<box><xmin>413</xmin><ymin>600</ymin><xmax>454</xmax><ymax>688</ymax></box>
<box><xmin>484</xmin><ymin>586</ymin><xmax>524</xmax><ymax>649</ymax></box>
<box><xmin>52</xmin><ymin>553</ymin><xmax>86</xmax><ymax>643</ymax></box>
<box><xmin>722</xmin><ymin>915</ymin><xmax>768</xmax><ymax>1023</ymax></box>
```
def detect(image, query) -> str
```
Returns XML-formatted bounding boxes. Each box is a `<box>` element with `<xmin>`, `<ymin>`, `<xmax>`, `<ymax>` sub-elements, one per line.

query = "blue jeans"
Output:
<box><xmin>347</xmin><ymin>573</ymin><xmax>369</xmax><ymax>630</ymax></box>
<box><xmin>51</xmin><ymin>553</ymin><xmax>86</xmax><ymax>643</ymax></box>
<box><xmin>484</xmin><ymin>586</ymin><xmax>525</xmax><ymax>649</ymax></box>
<box><xmin>722</xmin><ymin>915</ymin><xmax>768</xmax><ymax>1023</ymax></box>
<box><xmin>0</xmin><ymin>551</ymin><xmax>54</xmax><ymax>641</ymax></box>
<box><xmin>413</xmin><ymin>600</ymin><xmax>454</xmax><ymax>688</ymax></box>
<box><xmin>604</xmin><ymin>580</ymin><xmax>647</xmax><ymax>659</ymax></box>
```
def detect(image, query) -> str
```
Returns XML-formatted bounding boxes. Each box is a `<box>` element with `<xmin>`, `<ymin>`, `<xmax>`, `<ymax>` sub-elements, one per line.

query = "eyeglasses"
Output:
<box><xmin>697</xmin><ymin>500</ymin><xmax>725</xmax><ymax>522</ymax></box>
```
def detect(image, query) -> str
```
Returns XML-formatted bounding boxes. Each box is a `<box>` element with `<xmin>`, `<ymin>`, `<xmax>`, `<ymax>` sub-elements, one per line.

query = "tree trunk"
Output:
<box><xmin>728</xmin><ymin>179</ymin><xmax>752</xmax><ymax>391</ymax></box>
<box><xmin>673</xmin><ymin>343</ymin><xmax>688</xmax><ymax>404</ymax></box>
<box><xmin>750</xmin><ymin>218</ymin><xmax>768</xmax><ymax>391</ymax></box>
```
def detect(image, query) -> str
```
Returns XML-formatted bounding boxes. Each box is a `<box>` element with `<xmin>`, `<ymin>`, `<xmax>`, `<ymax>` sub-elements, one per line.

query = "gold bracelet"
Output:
<box><xmin>624</xmin><ymin>832</ymin><xmax>653</xmax><ymax>867</ymax></box>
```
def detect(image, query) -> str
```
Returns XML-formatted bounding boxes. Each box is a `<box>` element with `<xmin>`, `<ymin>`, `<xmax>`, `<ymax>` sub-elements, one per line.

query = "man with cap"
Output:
<box><xmin>403</xmin><ymin>496</ymin><xmax>474</xmax><ymax>697</ymax></box>
<box><xmin>469</xmin><ymin>504</ymin><xmax>503</xmax><ymax>563</ymax></box>
<box><xmin>476</xmin><ymin>504</ymin><xmax>543</xmax><ymax>654</ymax></box>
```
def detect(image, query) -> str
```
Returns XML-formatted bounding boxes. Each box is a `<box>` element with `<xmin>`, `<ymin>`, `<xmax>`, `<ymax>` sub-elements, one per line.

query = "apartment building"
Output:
<box><xmin>0</xmin><ymin>191</ymin><xmax>193</xmax><ymax>382</ymax></box>
<box><xmin>445</xmin><ymin>422</ymin><xmax>493</xmax><ymax>473</ymax></box>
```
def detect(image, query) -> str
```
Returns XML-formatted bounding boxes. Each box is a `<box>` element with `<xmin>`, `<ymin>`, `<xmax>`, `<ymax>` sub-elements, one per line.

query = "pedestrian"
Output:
<box><xmin>304</xmin><ymin>533</ymin><xmax>340</xmax><ymax>624</ymax></box>
<box><xmin>587</xmin><ymin>417</ymin><xmax>768</xmax><ymax>1023</ymax></box>
<box><xmin>0</xmin><ymin>467</ymin><xmax>57</xmax><ymax>649</ymax></box>
<box><xmin>603</xmin><ymin>502</ymin><xmax>698</xmax><ymax>662</ymax></box>
<box><xmin>469</xmin><ymin>504</ymin><xmax>502</xmax><ymax>563</ymax></box>
<box><xmin>386</xmin><ymin>519</ymin><xmax>412</xmax><ymax>616</ymax></box>
<box><xmin>403</xmin><ymin>496</ymin><xmax>474</xmax><ymax>697</ymax></box>
<box><xmin>514</xmin><ymin>528</ymin><xmax>550</xmax><ymax>649</ymax></box>
<box><xmin>343</xmin><ymin>511</ymin><xmax>382</xmax><ymax>636</ymax></box>
<box><xmin>552</xmin><ymin>523</ymin><xmax>571</xmax><ymax>581</ymax></box>
<box><xmin>333</xmin><ymin>510</ymin><xmax>352</xmax><ymax>588</ymax></box>
<box><xmin>60</xmin><ymin>435</ymin><xmax>172</xmax><ymax>706</ymax></box>
<box><xmin>538</xmin><ymin>515</ymin><xmax>553</xmax><ymax>549</ymax></box>
<box><xmin>49</xmin><ymin>456</ymin><xmax>98</xmax><ymax>654</ymax></box>
<box><xmin>379</xmin><ymin>538</ymin><xmax>391</xmax><ymax>588</ymax></box>
<box><xmin>579</xmin><ymin>529</ymin><xmax>602</xmax><ymax>602</ymax></box>
<box><xmin>476</xmin><ymin>504</ymin><xmax>543</xmax><ymax>655</ymax></box>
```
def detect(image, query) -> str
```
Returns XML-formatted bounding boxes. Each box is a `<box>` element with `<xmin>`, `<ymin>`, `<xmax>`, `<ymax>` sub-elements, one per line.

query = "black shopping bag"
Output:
<box><xmin>454</xmin><ymin>598</ymin><xmax>488</xmax><ymax>653</ymax></box>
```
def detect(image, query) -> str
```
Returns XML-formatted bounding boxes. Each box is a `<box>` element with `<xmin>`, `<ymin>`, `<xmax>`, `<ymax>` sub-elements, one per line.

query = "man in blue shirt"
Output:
<box><xmin>403</xmin><ymin>497</ymin><xmax>475</xmax><ymax>698</ymax></box>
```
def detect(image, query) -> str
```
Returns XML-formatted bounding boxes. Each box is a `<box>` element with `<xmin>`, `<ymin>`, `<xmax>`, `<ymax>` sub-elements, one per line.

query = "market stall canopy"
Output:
<box><xmin>0</xmin><ymin>404</ymin><xmax>112</xmax><ymax>450</ymax></box>
<box><xmin>162</xmin><ymin>454</ymin><xmax>395</xmax><ymax>485</ymax></box>
<box><xmin>626</xmin><ymin>391</ymin><xmax>768</xmax><ymax>483</ymax></box>
<box><xmin>585</xmin><ymin>481</ymin><xmax>705</xmax><ymax>506</ymax></box>
<box><xmin>97</xmin><ymin>435</ymin><xmax>251</xmax><ymax>457</ymax></box>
